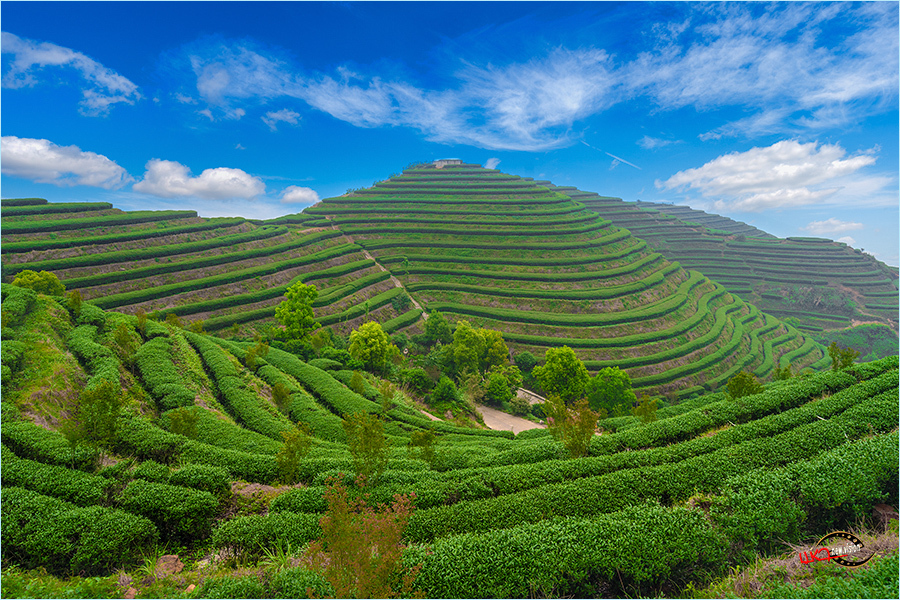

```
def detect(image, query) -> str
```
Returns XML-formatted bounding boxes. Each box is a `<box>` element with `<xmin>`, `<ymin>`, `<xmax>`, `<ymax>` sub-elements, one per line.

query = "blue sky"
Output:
<box><xmin>2</xmin><ymin>2</ymin><xmax>898</xmax><ymax>264</ymax></box>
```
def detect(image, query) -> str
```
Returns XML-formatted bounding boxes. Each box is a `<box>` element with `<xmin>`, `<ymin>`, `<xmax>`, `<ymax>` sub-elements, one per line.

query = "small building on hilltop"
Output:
<box><xmin>434</xmin><ymin>158</ymin><xmax>463</xmax><ymax>169</ymax></box>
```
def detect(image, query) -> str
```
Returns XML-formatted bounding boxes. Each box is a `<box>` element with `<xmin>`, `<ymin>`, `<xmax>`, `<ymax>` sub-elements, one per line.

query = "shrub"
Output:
<box><xmin>270</xmin><ymin>486</ymin><xmax>328</xmax><ymax>514</ymax></box>
<box><xmin>509</xmin><ymin>395</ymin><xmax>532</xmax><ymax>416</ymax></box>
<box><xmin>118</xmin><ymin>479</ymin><xmax>218</xmax><ymax>541</ymax></box>
<box><xmin>197</xmin><ymin>575</ymin><xmax>266</xmax><ymax>599</ymax></box>
<box><xmin>1</xmin><ymin>445</ymin><xmax>112</xmax><ymax>506</ymax></box>
<box><xmin>10</xmin><ymin>270</ymin><xmax>65</xmax><ymax>296</ymax></box>
<box><xmin>271</xmin><ymin>567</ymin><xmax>334</xmax><ymax>599</ymax></box>
<box><xmin>400</xmin><ymin>367</ymin><xmax>432</xmax><ymax>393</ymax></box>
<box><xmin>132</xmin><ymin>460</ymin><xmax>171</xmax><ymax>484</ymax></box>
<box><xmin>169</xmin><ymin>464</ymin><xmax>231</xmax><ymax>498</ymax></box>
<box><xmin>725</xmin><ymin>371</ymin><xmax>763</xmax><ymax>400</ymax></box>
<box><xmin>277</xmin><ymin>427</ymin><xmax>312</xmax><ymax>484</ymax></box>
<box><xmin>211</xmin><ymin>512</ymin><xmax>321</xmax><ymax>557</ymax></box>
<box><xmin>343</xmin><ymin>413</ymin><xmax>388</xmax><ymax>485</ymax></box>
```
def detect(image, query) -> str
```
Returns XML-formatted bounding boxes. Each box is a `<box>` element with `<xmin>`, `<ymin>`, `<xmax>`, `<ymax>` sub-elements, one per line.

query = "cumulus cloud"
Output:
<box><xmin>484</xmin><ymin>158</ymin><xmax>501</xmax><ymax>170</ymax></box>
<box><xmin>133</xmin><ymin>159</ymin><xmax>265</xmax><ymax>200</ymax></box>
<box><xmin>803</xmin><ymin>218</ymin><xmax>865</xmax><ymax>236</ymax></box>
<box><xmin>658</xmin><ymin>140</ymin><xmax>881</xmax><ymax>212</ymax></box>
<box><xmin>280</xmin><ymin>186</ymin><xmax>319</xmax><ymax>204</ymax></box>
<box><xmin>262</xmin><ymin>108</ymin><xmax>301</xmax><ymax>131</ymax></box>
<box><xmin>836</xmin><ymin>236</ymin><xmax>857</xmax><ymax>246</ymax></box>
<box><xmin>0</xmin><ymin>136</ymin><xmax>132</xmax><ymax>189</ymax></box>
<box><xmin>1</xmin><ymin>31</ymin><xmax>141</xmax><ymax>115</ymax></box>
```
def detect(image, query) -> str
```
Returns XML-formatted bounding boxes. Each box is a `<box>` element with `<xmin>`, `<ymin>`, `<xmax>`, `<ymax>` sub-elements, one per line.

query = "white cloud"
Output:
<box><xmin>262</xmin><ymin>108</ymin><xmax>301</xmax><ymax>131</ymax></box>
<box><xmin>1</xmin><ymin>31</ymin><xmax>141</xmax><ymax>115</ymax></box>
<box><xmin>803</xmin><ymin>218</ymin><xmax>864</xmax><ymax>236</ymax></box>
<box><xmin>630</xmin><ymin>3</ymin><xmax>898</xmax><ymax>138</ymax></box>
<box><xmin>836</xmin><ymin>236</ymin><xmax>857</xmax><ymax>246</ymax></box>
<box><xmin>484</xmin><ymin>158</ymin><xmax>501</xmax><ymax>170</ymax></box>
<box><xmin>658</xmin><ymin>140</ymin><xmax>884</xmax><ymax>212</ymax></box>
<box><xmin>0</xmin><ymin>136</ymin><xmax>132</xmax><ymax>189</ymax></box>
<box><xmin>280</xmin><ymin>186</ymin><xmax>319</xmax><ymax>204</ymax></box>
<box><xmin>638</xmin><ymin>136</ymin><xmax>675</xmax><ymax>150</ymax></box>
<box><xmin>133</xmin><ymin>159</ymin><xmax>265</xmax><ymax>200</ymax></box>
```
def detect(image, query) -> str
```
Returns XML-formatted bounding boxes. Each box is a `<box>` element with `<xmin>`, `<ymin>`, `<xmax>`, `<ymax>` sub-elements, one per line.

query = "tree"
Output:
<box><xmin>349</xmin><ymin>322</ymin><xmax>397</xmax><ymax>373</ymax></box>
<box><xmin>430</xmin><ymin>376</ymin><xmax>460</xmax><ymax>408</ymax></box>
<box><xmin>74</xmin><ymin>379</ymin><xmax>126</xmax><ymax>449</ymax></box>
<box><xmin>343</xmin><ymin>412</ymin><xmax>388</xmax><ymax>485</ymax></box>
<box><xmin>514</xmin><ymin>351</ymin><xmax>538</xmax><ymax>373</ymax></box>
<box><xmin>276</xmin><ymin>426</ymin><xmax>312</xmax><ymax>484</ymax></box>
<box><xmin>423</xmin><ymin>310</ymin><xmax>452</xmax><ymax>345</ymax></box>
<box><xmin>113</xmin><ymin>321</ymin><xmax>140</xmax><ymax>371</ymax></box>
<box><xmin>631</xmin><ymin>393</ymin><xmax>658</xmax><ymax>424</ymax></box>
<box><xmin>828</xmin><ymin>342</ymin><xmax>860</xmax><ymax>371</ymax></box>
<box><xmin>726</xmin><ymin>371</ymin><xmax>763</xmax><ymax>400</ymax></box>
<box><xmin>586</xmin><ymin>367</ymin><xmax>636</xmax><ymax>415</ymax></box>
<box><xmin>271</xmin><ymin>382</ymin><xmax>292</xmax><ymax>413</ymax></box>
<box><xmin>544</xmin><ymin>395</ymin><xmax>598</xmax><ymax>458</ymax></box>
<box><xmin>168</xmin><ymin>406</ymin><xmax>199</xmax><ymax>439</ymax></box>
<box><xmin>451</xmin><ymin>320</ymin><xmax>509</xmax><ymax>377</ymax></box>
<box><xmin>485</xmin><ymin>371</ymin><xmax>513</xmax><ymax>406</ymax></box>
<box><xmin>532</xmin><ymin>346</ymin><xmax>590</xmax><ymax>405</ymax></box>
<box><xmin>67</xmin><ymin>290</ymin><xmax>83</xmax><ymax>316</ymax></box>
<box><xmin>772</xmin><ymin>359</ymin><xmax>794</xmax><ymax>381</ymax></box>
<box><xmin>304</xmin><ymin>478</ymin><xmax>419</xmax><ymax>598</ymax></box>
<box><xmin>275</xmin><ymin>282</ymin><xmax>320</xmax><ymax>342</ymax></box>
<box><xmin>10</xmin><ymin>269</ymin><xmax>65</xmax><ymax>296</ymax></box>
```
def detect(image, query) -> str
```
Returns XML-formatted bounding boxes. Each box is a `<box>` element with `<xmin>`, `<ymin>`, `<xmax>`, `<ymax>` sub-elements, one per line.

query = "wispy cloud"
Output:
<box><xmin>262</xmin><ymin>108</ymin><xmax>301</xmax><ymax>131</ymax></box>
<box><xmin>484</xmin><ymin>158</ymin><xmax>501</xmax><ymax>170</ymax></box>
<box><xmin>803</xmin><ymin>218</ymin><xmax>865</xmax><ymax>236</ymax></box>
<box><xmin>658</xmin><ymin>140</ymin><xmax>890</xmax><ymax>212</ymax></box>
<box><xmin>165</xmin><ymin>3</ymin><xmax>896</xmax><ymax>150</ymax></box>
<box><xmin>133</xmin><ymin>159</ymin><xmax>265</xmax><ymax>200</ymax></box>
<box><xmin>1</xmin><ymin>32</ymin><xmax>141</xmax><ymax>115</ymax></box>
<box><xmin>638</xmin><ymin>136</ymin><xmax>676</xmax><ymax>150</ymax></box>
<box><xmin>1</xmin><ymin>136</ymin><xmax>133</xmax><ymax>189</ymax></box>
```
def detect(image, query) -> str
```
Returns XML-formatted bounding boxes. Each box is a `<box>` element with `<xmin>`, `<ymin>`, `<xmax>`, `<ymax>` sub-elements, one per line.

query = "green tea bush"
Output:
<box><xmin>196</xmin><ymin>575</ymin><xmax>266</xmax><ymax>599</ymax></box>
<box><xmin>268</xmin><ymin>485</ymin><xmax>328</xmax><ymax>513</ymax></box>
<box><xmin>118</xmin><ymin>479</ymin><xmax>218</xmax><ymax>541</ymax></box>
<box><xmin>160</xmin><ymin>406</ymin><xmax>282</xmax><ymax>455</ymax></box>
<box><xmin>168</xmin><ymin>463</ymin><xmax>231</xmax><ymax>498</ymax></box>
<box><xmin>1</xmin><ymin>284</ymin><xmax>37</xmax><ymax>325</ymax></box>
<box><xmin>271</xmin><ymin>567</ymin><xmax>334</xmax><ymax>598</ymax></box>
<box><xmin>181</xmin><ymin>440</ymin><xmax>278</xmax><ymax>484</ymax></box>
<box><xmin>131</xmin><ymin>460</ymin><xmax>171</xmax><ymax>484</ymax></box>
<box><xmin>1</xmin><ymin>445</ymin><xmax>112</xmax><ymax>506</ymax></box>
<box><xmin>1</xmin><ymin>419</ymin><xmax>97</xmax><ymax>471</ymax></box>
<box><xmin>2</xmin><ymin>487</ymin><xmax>158</xmax><ymax>575</ymax></box>
<box><xmin>210</xmin><ymin>511</ymin><xmax>321</xmax><ymax>556</ymax></box>
<box><xmin>113</xmin><ymin>416</ymin><xmax>186</xmax><ymax>464</ymax></box>
<box><xmin>136</xmin><ymin>337</ymin><xmax>196</xmax><ymax>410</ymax></box>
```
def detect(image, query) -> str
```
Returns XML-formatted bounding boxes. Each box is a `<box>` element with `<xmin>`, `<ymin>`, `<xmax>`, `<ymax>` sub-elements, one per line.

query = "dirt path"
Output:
<box><xmin>477</xmin><ymin>403</ymin><xmax>545</xmax><ymax>434</ymax></box>
<box><xmin>326</xmin><ymin>217</ymin><xmax>427</xmax><ymax>319</ymax></box>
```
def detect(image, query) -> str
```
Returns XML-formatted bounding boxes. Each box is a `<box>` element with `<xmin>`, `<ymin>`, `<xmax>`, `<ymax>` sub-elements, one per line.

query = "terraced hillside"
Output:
<box><xmin>0</xmin><ymin>198</ymin><xmax>415</xmax><ymax>338</ymax></box>
<box><xmin>548</xmin><ymin>187</ymin><xmax>900</xmax><ymax>335</ymax></box>
<box><xmin>1</xmin><ymin>283</ymin><xmax>897</xmax><ymax>598</ymax></box>
<box><xmin>304</xmin><ymin>163</ymin><xmax>828</xmax><ymax>395</ymax></box>
<box><xmin>1</xmin><ymin>165</ymin><xmax>833</xmax><ymax>396</ymax></box>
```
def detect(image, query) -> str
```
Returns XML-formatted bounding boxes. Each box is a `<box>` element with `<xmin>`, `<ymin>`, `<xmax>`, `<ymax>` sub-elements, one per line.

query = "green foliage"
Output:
<box><xmin>514</xmin><ymin>351</ymin><xmax>538</xmax><ymax>373</ymax></box>
<box><xmin>1</xmin><ymin>445</ymin><xmax>112</xmax><ymax>506</ymax></box>
<box><xmin>1</xmin><ymin>486</ymin><xmax>158</xmax><ymax>576</ymax></box>
<box><xmin>408</xmin><ymin>429</ymin><xmax>437</xmax><ymax>468</ymax></box>
<box><xmin>430</xmin><ymin>375</ymin><xmax>460</xmax><ymax>408</ymax></box>
<box><xmin>343</xmin><ymin>412</ymin><xmax>388</xmax><ymax>485</ymax></box>
<box><xmin>533</xmin><ymin>346</ymin><xmax>590</xmax><ymax>405</ymax></box>
<box><xmin>631</xmin><ymin>393</ymin><xmax>658</xmax><ymax>424</ymax></box>
<box><xmin>168</xmin><ymin>463</ymin><xmax>230</xmax><ymax>497</ymax></box>
<box><xmin>67</xmin><ymin>289</ymin><xmax>83</xmax><ymax>316</ymax></box>
<box><xmin>726</xmin><ymin>370</ymin><xmax>763</xmax><ymax>400</ymax></box>
<box><xmin>0</xmin><ymin>566</ymin><xmax>119</xmax><ymax>599</ymax></box>
<box><xmin>400</xmin><ymin>367</ymin><xmax>433</xmax><ymax>393</ymax></box>
<box><xmin>132</xmin><ymin>460</ymin><xmax>171</xmax><ymax>483</ymax></box>
<box><xmin>275</xmin><ymin>281</ymin><xmax>320</xmax><ymax>343</ymax></box>
<box><xmin>73</xmin><ymin>379</ymin><xmax>126</xmax><ymax>449</ymax></box>
<box><xmin>349</xmin><ymin>321</ymin><xmax>397</xmax><ymax>373</ymax></box>
<box><xmin>485</xmin><ymin>371</ymin><xmax>513</xmax><ymax>406</ymax></box>
<box><xmin>10</xmin><ymin>269</ymin><xmax>65</xmax><ymax>296</ymax></box>
<box><xmin>210</xmin><ymin>511</ymin><xmax>321</xmax><ymax>557</ymax></box>
<box><xmin>167</xmin><ymin>406</ymin><xmax>199</xmax><ymax>439</ymax></box>
<box><xmin>509</xmin><ymin>394</ymin><xmax>532</xmax><ymax>416</ymax></box>
<box><xmin>544</xmin><ymin>396</ymin><xmax>598</xmax><ymax>458</ymax></box>
<box><xmin>303</xmin><ymin>479</ymin><xmax>419</xmax><ymax>598</ymax></box>
<box><xmin>423</xmin><ymin>310</ymin><xmax>452</xmax><ymax>345</ymax></box>
<box><xmin>451</xmin><ymin>320</ymin><xmax>510</xmax><ymax>377</ymax></box>
<box><xmin>276</xmin><ymin>427</ymin><xmax>312</xmax><ymax>484</ymax></box>
<box><xmin>586</xmin><ymin>367</ymin><xmax>636</xmax><ymax>414</ymax></box>
<box><xmin>118</xmin><ymin>479</ymin><xmax>218</xmax><ymax>541</ymax></box>
<box><xmin>828</xmin><ymin>341</ymin><xmax>860</xmax><ymax>371</ymax></box>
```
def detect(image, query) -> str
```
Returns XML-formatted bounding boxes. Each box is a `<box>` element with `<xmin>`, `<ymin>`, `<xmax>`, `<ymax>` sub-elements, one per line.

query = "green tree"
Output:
<box><xmin>349</xmin><ymin>322</ymin><xmax>397</xmax><ymax>373</ymax></box>
<box><xmin>342</xmin><ymin>412</ymin><xmax>388</xmax><ymax>485</ymax></box>
<box><xmin>276</xmin><ymin>426</ymin><xmax>312</xmax><ymax>484</ymax></box>
<box><xmin>772</xmin><ymin>359</ymin><xmax>794</xmax><ymax>381</ymax></box>
<box><xmin>10</xmin><ymin>269</ymin><xmax>65</xmax><ymax>296</ymax></box>
<box><xmin>135</xmin><ymin>308</ymin><xmax>148</xmax><ymax>338</ymax></box>
<box><xmin>544</xmin><ymin>395</ymin><xmax>598</xmax><ymax>458</ymax></box>
<box><xmin>726</xmin><ymin>371</ymin><xmax>763</xmax><ymax>400</ymax></box>
<box><xmin>74</xmin><ymin>379</ymin><xmax>126</xmax><ymax>448</ymax></box>
<box><xmin>631</xmin><ymin>393</ymin><xmax>658</xmax><ymax>424</ymax></box>
<box><xmin>275</xmin><ymin>282</ymin><xmax>320</xmax><ymax>342</ymax></box>
<box><xmin>451</xmin><ymin>320</ymin><xmax>509</xmax><ymax>377</ymax></box>
<box><xmin>407</xmin><ymin>429</ymin><xmax>436</xmax><ymax>468</ymax></box>
<box><xmin>113</xmin><ymin>322</ymin><xmax>140</xmax><ymax>371</ymax></box>
<box><xmin>532</xmin><ymin>346</ymin><xmax>590</xmax><ymax>405</ymax></box>
<box><xmin>430</xmin><ymin>376</ymin><xmax>460</xmax><ymax>408</ymax></box>
<box><xmin>514</xmin><ymin>351</ymin><xmax>538</xmax><ymax>373</ymax></box>
<box><xmin>484</xmin><ymin>371</ymin><xmax>513</xmax><ymax>406</ymax></box>
<box><xmin>586</xmin><ymin>367</ymin><xmax>636</xmax><ymax>415</ymax></box>
<box><xmin>828</xmin><ymin>342</ymin><xmax>860</xmax><ymax>371</ymax></box>
<box><xmin>67</xmin><ymin>289</ymin><xmax>83</xmax><ymax>316</ymax></box>
<box><xmin>168</xmin><ymin>406</ymin><xmax>200</xmax><ymax>439</ymax></box>
<box><xmin>423</xmin><ymin>310</ymin><xmax>452</xmax><ymax>345</ymax></box>
<box><xmin>271</xmin><ymin>382</ymin><xmax>292</xmax><ymax>413</ymax></box>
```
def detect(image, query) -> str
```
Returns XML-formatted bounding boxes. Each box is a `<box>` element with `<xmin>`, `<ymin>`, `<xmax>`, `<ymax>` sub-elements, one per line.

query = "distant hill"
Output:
<box><xmin>2</xmin><ymin>163</ymin><xmax>835</xmax><ymax>397</ymax></box>
<box><xmin>544</xmin><ymin>186</ymin><xmax>899</xmax><ymax>335</ymax></box>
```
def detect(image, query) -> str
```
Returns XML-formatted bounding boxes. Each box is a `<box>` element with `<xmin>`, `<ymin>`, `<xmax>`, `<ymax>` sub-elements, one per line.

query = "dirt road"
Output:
<box><xmin>477</xmin><ymin>403</ymin><xmax>545</xmax><ymax>434</ymax></box>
